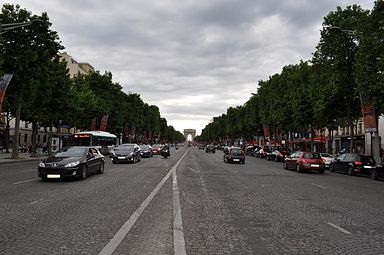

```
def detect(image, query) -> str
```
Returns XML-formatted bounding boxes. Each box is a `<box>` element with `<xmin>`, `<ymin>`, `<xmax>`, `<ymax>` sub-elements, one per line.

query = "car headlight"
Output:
<box><xmin>39</xmin><ymin>162</ymin><xmax>46</xmax><ymax>167</ymax></box>
<box><xmin>64</xmin><ymin>161</ymin><xmax>80</xmax><ymax>168</ymax></box>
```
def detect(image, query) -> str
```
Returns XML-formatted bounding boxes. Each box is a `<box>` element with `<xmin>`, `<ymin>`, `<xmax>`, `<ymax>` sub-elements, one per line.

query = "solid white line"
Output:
<box><xmin>188</xmin><ymin>167</ymin><xmax>198</xmax><ymax>173</ymax></box>
<box><xmin>173</xmin><ymin>166</ymin><xmax>187</xmax><ymax>255</ymax></box>
<box><xmin>98</xmin><ymin>149</ymin><xmax>189</xmax><ymax>255</ymax></box>
<box><xmin>13</xmin><ymin>178</ymin><xmax>40</xmax><ymax>185</ymax></box>
<box><xmin>327</xmin><ymin>222</ymin><xmax>352</xmax><ymax>234</ymax></box>
<box><xmin>311</xmin><ymin>183</ymin><xmax>327</xmax><ymax>189</ymax></box>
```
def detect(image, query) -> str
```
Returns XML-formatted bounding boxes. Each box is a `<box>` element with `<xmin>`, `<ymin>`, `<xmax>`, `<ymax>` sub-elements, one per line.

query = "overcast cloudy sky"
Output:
<box><xmin>4</xmin><ymin>0</ymin><xmax>375</xmax><ymax>135</ymax></box>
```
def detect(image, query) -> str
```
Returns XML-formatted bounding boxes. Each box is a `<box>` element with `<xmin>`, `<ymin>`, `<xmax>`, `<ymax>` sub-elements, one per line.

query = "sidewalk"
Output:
<box><xmin>0</xmin><ymin>152</ymin><xmax>47</xmax><ymax>165</ymax></box>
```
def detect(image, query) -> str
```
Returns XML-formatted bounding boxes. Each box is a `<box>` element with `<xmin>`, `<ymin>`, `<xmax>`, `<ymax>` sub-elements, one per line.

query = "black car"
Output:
<box><xmin>266</xmin><ymin>150</ymin><xmax>290</xmax><ymax>162</ymax></box>
<box><xmin>38</xmin><ymin>146</ymin><xmax>105</xmax><ymax>181</ymax></box>
<box><xmin>330</xmin><ymin>153</ymin><xmax>376</xmax><ymax>176</ymax></box>
<box><xmin>111</xmin><ymin>144</ymin><xmax>141</xmax><ymax>164</ymax></box>
<box><xmin>223</xmin><ymin>146</ymin><xmax>245</xmax><ymax>164</ymax></box>
<box><xmin>205</xmin><ymin>144</ymin><xmax>216</xmax><ymax>153</ymax></box>
<box><xmin>139</xmin><ymin>144</ymin><xmax>153</xmax><ymax>158</ymax></box>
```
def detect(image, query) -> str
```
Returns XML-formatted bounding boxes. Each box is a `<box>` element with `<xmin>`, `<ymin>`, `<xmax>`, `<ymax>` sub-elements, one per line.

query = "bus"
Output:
<box><xmin>72</xmin><ymin>131</ymin><xmax>117</xmax><ymax>154</ymax></box>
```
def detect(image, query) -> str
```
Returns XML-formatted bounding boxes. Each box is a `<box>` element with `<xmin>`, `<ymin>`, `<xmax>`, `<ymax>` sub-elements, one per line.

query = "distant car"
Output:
<box><xmin>205</xmin><ymin>144</ymin><xmax>216</xmax><ymax>153</ymax></box>
<box><xmin>38</xmin><ymin>146</ymin><xmax>105</xmax><ymax>181</ymax></box>
<box><xmin>223</xmin><ymin>146</ymin><xmax>245</xmax><ymax>164</ymax></box>
<box><xmin>152</xmin><ymin>144</ymin><xmax>164</xmax><ymax>155</ymax></box>
<box><xmin>198</xmin><ymin>144</ymin><xmax>205</xmax><ymax>150</ymax></box>
<box><xmin>244</xmin><ymin>146</ymin><xmax>255</xmax><ymax>156</ymax></box>
<box><xmin>320</xmin><ymin>153</ymin><xmax>335</xmax><ymax>169</ymax></box>
<box><xmin>111</xmin><ymin>144</ymin><xmax>141</xmax><ymax>164</ymax></box>
<box><xmin>329</xmin><ymin>153</ymin><xmax>376</xmax><ymax>176</ymax></box>
<box><xmin>255</xmin><ymin>148</ymin><xmax>270</xmax><ymax>158</ymax></box>
<box><xmin>283</xmin><ymin>151</ymin><xmax>325</xmax><ymax>174</ymax></box>
<box><xmin>139</xmin><ymin>144</ymin><xmax>153</xmax><ymax>158</ymax></box>
<box><xmin>266</xmin><ymin>150</ymin><xmax>290</xmax><ymax>162</ymax></box>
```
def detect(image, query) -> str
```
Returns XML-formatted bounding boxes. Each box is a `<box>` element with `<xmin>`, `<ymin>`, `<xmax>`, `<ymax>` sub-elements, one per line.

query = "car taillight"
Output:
<box><xmin>354</xmin><ymin>161</ymin><xmax>362</xmax><ymax>165</ymax></box>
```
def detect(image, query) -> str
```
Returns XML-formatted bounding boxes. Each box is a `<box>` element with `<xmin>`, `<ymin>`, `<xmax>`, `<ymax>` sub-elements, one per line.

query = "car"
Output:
<box><xmin>266</xmin><ymin>149</ymin><xmax>290</xmax><ymax>162</ymax></box>
<box><xmin>283</xmin><ymin>151</ymin><xmax>325</xmax><ymax>173</ymax></box>
<box><xmin>38</xmin><ymin>146</ymin><xmax>105</xmax><ymax>181</ymax></box>
<box><xmin>152</xmin><ymin>144</ymin><xmax>164</xmax><ymax>155</ymax></box>
<box><xmin>198</xmin><ymin>144</ymin><xmax>205</xmax><ymax>150</ymax></box>
<box><xmin>244</xmin><ymin>145</ymin><xmax>256</xmax><ymax>156</ymax></box>
<box><xmin>223</xmin><ymin>146</ymin><xmax>245</xmax><ymax>164</ymax></box>
<box><xmin>205</xmin><ymin>144</ymin><xmax>216</xmax><ymax>153</ymax></box>
<box><xmin>139</xmin><ymin>144</ymin><xmax>153</xmax><ymax>158</ymax></box>
<box><xmin>111</xmin><ymin>143</ymin><xmax>141</xmax><ymax>164</ymax></box>
<box><xmin>320</xmin><ymin>152</ymin><xmax>335</xmax><ymax>169</ymax></box>
<box><xmin>329</xmin><ymin>153</ymin><xmax>376</xmax><ymax>176</ymax></box>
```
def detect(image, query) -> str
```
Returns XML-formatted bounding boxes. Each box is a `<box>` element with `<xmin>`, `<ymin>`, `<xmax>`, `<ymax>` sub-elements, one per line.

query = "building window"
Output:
<box><xmin>25</xmin><ymin>122</ymin><xmax>29</xmax><ymax>128</ymax></box>
<box><xmin>24</xmin><ymin>134</ymin><xmax>28</xmax><ymax>144</ymax></box>
<box><xmin>43</xmin><ymin>135</ymin><xmax>47</xmax><ymax>143</ymax></box>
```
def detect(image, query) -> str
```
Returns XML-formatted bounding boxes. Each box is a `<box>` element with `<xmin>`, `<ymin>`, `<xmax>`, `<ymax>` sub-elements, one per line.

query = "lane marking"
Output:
<box><xmin>173</xmin><ymin>164</ymin><xmax>187</xmax><ymax>255</ymax></box>
<box><xmin>29</xmin><ymin>199</ymin><xmax>42</xmax><ymax>205</ymax></box>
<box><xmin>13</xmin><ymin>178</ymin><xmax>40</xmax><ymax>185</ymax></box>
<box><xmin>188</xmin><ymin>167</ymin><xmax>198</xmax><ymax>173</ymax></box>
<box><xmin>311</xmin><ymin>183</ymin><xmax>327</xmax><ymax>189</ymax></box>
<box><xmin>98</xmin><ymin>149</ymin><xmax>189</xmax><ymax>255</ymax></box>
<box><xmin>327</xmin><ymin>222</ymin><xmax>352</xmax><ymax>234</ymax></box>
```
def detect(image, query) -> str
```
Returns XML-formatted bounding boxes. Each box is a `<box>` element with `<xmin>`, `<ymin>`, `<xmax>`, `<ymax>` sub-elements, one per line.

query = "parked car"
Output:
<box><xmin>320</xmin><ymin>153</ymin><xmax>335</xmax><ymax>169</ymax></box>
<box><xmin>38</xmin><ymin>146</ymin><xmax>105</xmax><ymax>181</ymax></box>
<box><xmin>205</xmin><ymin>144</ymin><xmax>216</xmax><ymax>153</ymax></box>
<box><xmin>266</xmin><ymin>150</ymin><xmax>290</xmax><ymax>162</ymax></box>
<box><xmin>329</xmin><ymin>153</ymin><xmax>376</xmax><ymax>176</ymax></box>
<box><xmin>111</xmin><ymin>143</ymin><xmax>141</xmax><ymax>164</ymax></box>
<box><xmin>152</xmin><ymin>144</ymin><xmax>164</xmax><ymax>155</ymax></box>
<box><xmin>139</xmin><ymin>144</ymin><xmax>153</xmax><ymax>158</ymax></box>
<box><xmin>223</xmin><ymin>146</ymin><xmax>245</xmax><ymax>164</ymax></box>
<box><xmin>283</xmin><ymin>151</ymin><xmax>325</xmax><ymax>174</ymax></box>
<box><xmin>244</xmin><ymin>146</ymin><xmax>256</xmax><ymax>156</ymax></box>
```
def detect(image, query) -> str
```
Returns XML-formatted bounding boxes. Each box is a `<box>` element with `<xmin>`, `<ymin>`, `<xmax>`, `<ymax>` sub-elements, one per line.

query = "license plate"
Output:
<box><xmin>233</xmin><ymin>159</ymin><xmax>240</xmax><ymax>162</ymax></box>
<box><xmin>47</xmin><ymin>174</ymin><xmax>60</xmax><ymax>178</ymax></box>
<box><xmin>311</xmin><ymin>164</ymin><xmax>319</xmax><ymax>167</ymax></box>
<box><xmin>118</xmin><ymin>157</ymin><xmax>125</xmax><ymax>159</ymax></box>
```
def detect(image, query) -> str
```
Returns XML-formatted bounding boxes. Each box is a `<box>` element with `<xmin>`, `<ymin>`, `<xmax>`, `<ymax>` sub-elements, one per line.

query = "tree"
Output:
<box><xmin>1</xmin><ymin>4</ymin><xmax>63</xmax><ymax>158</ymax></box>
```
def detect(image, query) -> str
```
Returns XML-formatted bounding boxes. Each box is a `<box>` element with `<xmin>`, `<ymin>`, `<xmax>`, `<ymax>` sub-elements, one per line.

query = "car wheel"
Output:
<box><xmin>347</xmin><ymin>167</ymin><xmax>354</xmax><ymax>176</ymax></box>
<box><xmin>283</xmin><ymin>162</ymin><xmax>288</xmax><ymax>170</ymax></box>
<box><xmin>97</xmin><ymin>162</ymin><xmax>105</xmax><ymax>174</ymax></box>
<box><xmin>80</xmin><ymin>165</ymin><xmax>87</xmax><ymax>180</ymax></box>
<box><xmin>330</xmin><ymin>164</ymin><xmax>335</xmax><ymax>172</ymax></box>
<box><xmin>319</xmin><ymin>169</ymin><xmax>325</xmax><ymax>174</ymax></box>
<box><xmin>296</xmin><ymin>164</ymin><xmax>302</xmax><ymax>173</ymax></box>
<box><xmin>370</xmin><ymin>169</ymin><xmax>378</xmax><ymax>180</ymax></box>
<box><xmin>275</xmin><ymin>157</ymin><xmax>278</xmax><ymax>162</ymax></box>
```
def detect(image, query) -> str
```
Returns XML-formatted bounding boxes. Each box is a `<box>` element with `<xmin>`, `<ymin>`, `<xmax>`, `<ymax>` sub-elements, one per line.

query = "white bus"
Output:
<box><xmin>72</xmin><ymin>131</ymin><xmax>117</xmax><ymax>154</ymax></box>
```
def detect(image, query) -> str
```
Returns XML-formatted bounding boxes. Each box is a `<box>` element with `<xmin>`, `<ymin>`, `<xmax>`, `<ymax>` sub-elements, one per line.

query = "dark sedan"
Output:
<box><xmin>111</xmin><ymin>144</ymin><xmax>141</xmax><ymax>164</ymax></box>
<box><xmin>266</xmin><ymin>150</ymin><xmax>290</xmax><ymax>162</ymax></box>
<box><xmin>139</xmin><ymin>144</ymin><xmax>153</xmax><ymax>158</ymax></box>
<box><xmin>205</xmin><ymin>144</ymin><xmax>216</xmax><ymax>153</ymax></box>
<box><xmin>38</xmin><ymin>146</ymin><xmax>105</xmax><ymax>181</ymax></box>
<box><xmin>223</xmin><ymin>146</ymin><xmax>245</xmax><ymax>164</ymax></box>
<box><xmin>329</xmin><ymin>153</ymin><xmax>376</xmax><ymax>177</ymax></box>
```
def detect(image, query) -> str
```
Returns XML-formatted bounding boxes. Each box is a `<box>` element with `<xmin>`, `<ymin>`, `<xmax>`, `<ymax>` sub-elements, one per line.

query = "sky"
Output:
<box><xmin>3</xmin><ymin>0</ymin><xmax>375</xmax><ymax>135</ymax></box>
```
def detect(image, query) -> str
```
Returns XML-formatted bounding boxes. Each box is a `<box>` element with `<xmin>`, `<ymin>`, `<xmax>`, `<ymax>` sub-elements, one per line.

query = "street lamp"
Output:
<box><xmin>0</xmin><ymin>19</ymin><xmax>44</xmax><ymax>35</ymax></box>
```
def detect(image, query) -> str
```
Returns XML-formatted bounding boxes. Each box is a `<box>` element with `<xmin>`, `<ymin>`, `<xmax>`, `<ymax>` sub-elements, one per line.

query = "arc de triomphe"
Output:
<box><xmin>183</xmin><ymin>129</ymin><xmax>196</xmax><ymax>141</ymax></box>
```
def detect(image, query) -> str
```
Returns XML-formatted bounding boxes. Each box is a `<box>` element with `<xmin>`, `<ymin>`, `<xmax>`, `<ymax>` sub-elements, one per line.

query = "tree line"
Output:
<box><xmin>197</xmin><ymin>1</ymin><xmax>384</xmax><ymax>154</ymax></box>
<box><xmin>0</xmin><ymin>4</ymin><xmax>184</xmax><ymax>158</ymax></box>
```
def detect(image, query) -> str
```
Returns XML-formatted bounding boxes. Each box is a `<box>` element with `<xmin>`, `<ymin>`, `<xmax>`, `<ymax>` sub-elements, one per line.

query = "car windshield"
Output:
<box><xmin>116</xmin><ymin>146</ymin><xmax>134</xmax><ymax>153</ymax></box>
<box><xmin>303</xmin><ymin>153</ymin><xmax>321</xmax><ymax>159</ymax></box>
<box><xmin>139</xmin><ymin>145</ymin><xmax>150</xmax><ymax>150</ymax></box>
<box><xmin>230</xmin><ymin>148</ymin><xmax>242</xmax><ymax>155</ymax></box>
<box><xmin>54</xmin><ymin>147</ymin><xmax>86</xmax><ymax>157</ymax></box>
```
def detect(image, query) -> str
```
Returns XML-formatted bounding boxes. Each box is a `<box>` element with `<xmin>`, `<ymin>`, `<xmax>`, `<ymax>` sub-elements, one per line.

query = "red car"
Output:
<box><xmin>151</xmin><ymin>144</ymin><xmax>164</xmax><ymax>155</ymax></box>
<box><xmin>283</xmin><ymin>151</ymin><xmax>325</xmax><ymax>174</ymax></box>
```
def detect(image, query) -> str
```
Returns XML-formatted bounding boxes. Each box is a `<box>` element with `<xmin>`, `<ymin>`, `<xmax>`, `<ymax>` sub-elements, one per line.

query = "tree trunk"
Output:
<box><xmin>11</xmin><ymin>92</ymin><xmax>23</xmax><ymax>159</ymax></box>
<box><xmin>5</xmin><ymin>111</ymin><xmax>11</xmax><ymax>153</ymax></box>
<box><xmin>347</xmin><ymin>101</ymin><xmax>355</xmax><ymax>152</ymax></box>
<box><xmin>31</xmin><ymin>121</ymin><xmax>38</xmax><ymax>157</ymax></box>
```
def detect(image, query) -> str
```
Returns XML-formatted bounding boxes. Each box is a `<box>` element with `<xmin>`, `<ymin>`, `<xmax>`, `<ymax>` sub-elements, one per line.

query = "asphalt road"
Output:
<box><xmin>1</xmin><ymin>146</ymin><xmax>384</xmax><ymax>255</ymax></box>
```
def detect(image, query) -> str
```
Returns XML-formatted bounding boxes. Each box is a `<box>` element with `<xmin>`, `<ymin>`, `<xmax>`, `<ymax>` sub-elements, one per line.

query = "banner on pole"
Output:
<box><xmin>99</xmin><ymin>115</ymin><xmax>109</xmax><ymax>131</ymax></box>
<box><xmin>0</xmin><ymin>74</ymin><xmax>13</xmax><ymax>113</ymax></box>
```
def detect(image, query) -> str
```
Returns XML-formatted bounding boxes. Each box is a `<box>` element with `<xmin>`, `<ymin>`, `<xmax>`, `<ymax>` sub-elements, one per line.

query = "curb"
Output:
<box><xmin>0</xmin><ymin>157</ymin><xmax>45</xmax><ymax>165</ymax></box>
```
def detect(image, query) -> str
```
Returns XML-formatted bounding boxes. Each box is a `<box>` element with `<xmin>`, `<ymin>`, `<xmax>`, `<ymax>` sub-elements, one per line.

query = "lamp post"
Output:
<box><xmin>328</xmin><ymin>26</ymin><xmax>381</xmax><ymax>163</ymax></box>
<box><xmin>0</xmin><ymin>19</ymin><xmax>44</xmax><ymax>35</ymax></box>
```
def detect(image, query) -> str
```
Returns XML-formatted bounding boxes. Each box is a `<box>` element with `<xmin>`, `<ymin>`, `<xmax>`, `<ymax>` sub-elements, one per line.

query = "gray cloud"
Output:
<box><xmin>5</xmin><ymin>0</ymin><xmax>374</xmax><ymax>134</ymax></box>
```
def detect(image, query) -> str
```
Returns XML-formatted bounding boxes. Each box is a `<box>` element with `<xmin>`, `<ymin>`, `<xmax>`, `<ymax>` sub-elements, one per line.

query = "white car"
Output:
<box><xmin>320</xmin><ymin>153</ymin><xmax>335</xmax><ymax>169</ymax></box>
